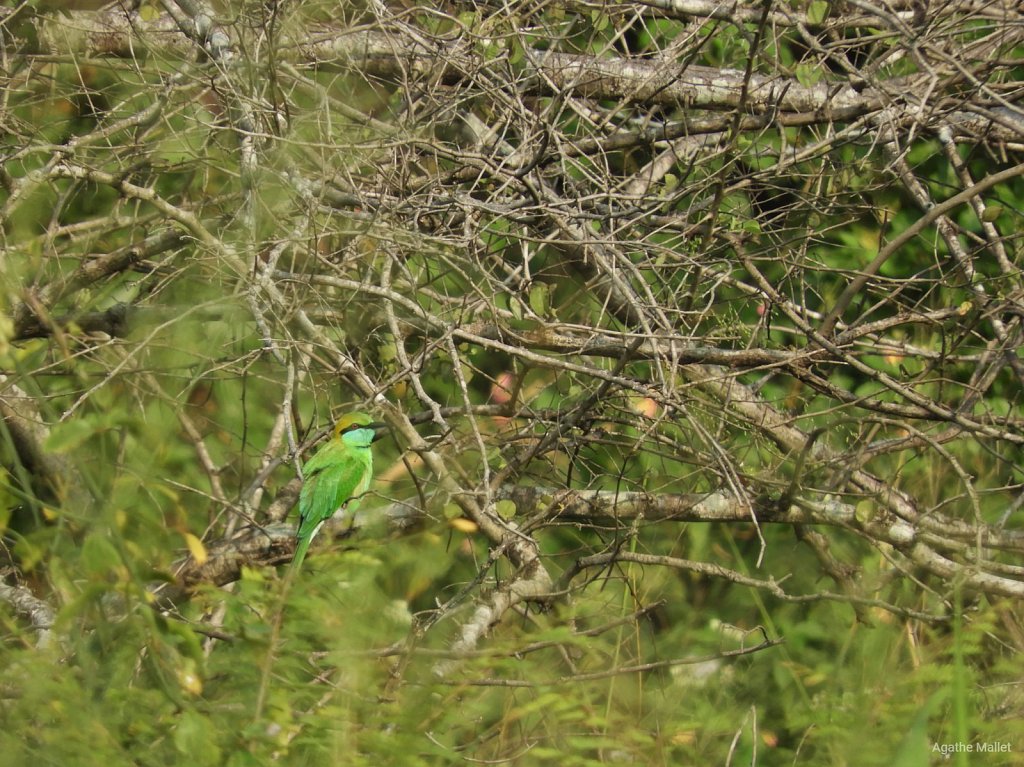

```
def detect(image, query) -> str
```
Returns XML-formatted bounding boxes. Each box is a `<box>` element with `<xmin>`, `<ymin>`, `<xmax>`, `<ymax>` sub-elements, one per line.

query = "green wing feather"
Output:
<box><xmin>292</xmin><ymin>439</ymin><xmax>373</xmax><ymax>571</ymax></box>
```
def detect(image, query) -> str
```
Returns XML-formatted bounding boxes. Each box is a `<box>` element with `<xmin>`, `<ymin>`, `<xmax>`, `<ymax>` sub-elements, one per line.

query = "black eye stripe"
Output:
<box><xmin>339</xmin><ymin>421</ymin><xmax>385</xmax><ymax>434</ymax></box>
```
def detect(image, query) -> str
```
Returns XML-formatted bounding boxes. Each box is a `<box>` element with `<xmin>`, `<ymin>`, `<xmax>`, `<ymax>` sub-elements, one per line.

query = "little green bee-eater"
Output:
<box><xmin>292</xmin><ymin>412</ymin><xmax>384</xmax><ymax>572</ymax></box>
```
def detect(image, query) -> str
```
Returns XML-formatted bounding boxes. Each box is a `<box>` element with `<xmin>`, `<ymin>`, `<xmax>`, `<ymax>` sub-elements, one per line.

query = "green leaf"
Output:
<box><xmin>794</xmin><ymin>62</ymin><xmax>822</xmax><ymax>87</ymax></box>
<box><xmin>226</xmin><ymin>751</ymin><xmax>264</xmax><ymax>767</ymax></box>
<box><xmin>496</xmin><ymin>499</ymin><xmax>517</xmax><ymax>519</ymax></box>
<box><xmin>891</xmin><ymin>692</ymin><xmax>941</xmax><ymax>767</ymax></box>
<box><xmin>0</xmin><ymin>313</ymin><xmax>13</xmax><ymax>356</ymax></box>
<box><xmin>44</xmin><ymin>418</ymin><xmax>98</xmax><ymax>455</ymax></box>
<box><xmin>807</xmin><ymin>1</ymin><xmax>829</xmax><ymax>24</ymax></box>
<box><xmin>173</xmin><ymin>710</ymin><xmax>222</xmax><ymax>766</ymax></box>
<box><xmin>509</xmin><ymin>39</ymin><xmax>525</xmax><ymax>66</ymax></box>
<box><xmin>81</xmin><ymin>534</ymin><xmax>121</xmax><ymax>578</ymax></box>
<box><xmin>528</xmin><ymin>283</ymin><xmax>549</xmax><ymax>316</ymax></box>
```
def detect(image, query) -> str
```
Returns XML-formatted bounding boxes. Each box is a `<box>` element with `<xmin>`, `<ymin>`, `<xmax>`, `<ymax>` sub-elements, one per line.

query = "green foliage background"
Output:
<box><xmin>2</xmin><ymin>1</ymin><xmax>1023</xmax><ymax>765</ymax></box>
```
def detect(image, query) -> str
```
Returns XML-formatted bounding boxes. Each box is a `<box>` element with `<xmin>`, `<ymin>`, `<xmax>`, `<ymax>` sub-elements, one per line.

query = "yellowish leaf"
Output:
<box><xmin>981</xmin><ymin>204</ymin><xmax>1003</xmax><ymax>222</ymax></box>
<box><xmin>184</xmin><ymin>532</ymin><xmax>208</xmax><ymax>565</ymax></box>
<box><xmin>178</xmin><ymin>660</ymin><xmax>203</xmax><ymax>696</ymax></box>
<box><xmin>450</xmin><ymin>517</ymin><xmax>478</xmax><ymax>533</ymax></box>
<box><xmin>671</xmin><ymin>731</ymin><xmax>697</xmax><ymax>746</ymax></box>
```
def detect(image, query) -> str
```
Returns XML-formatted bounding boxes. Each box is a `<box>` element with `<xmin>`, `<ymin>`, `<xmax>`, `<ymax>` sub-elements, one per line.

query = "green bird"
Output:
<box><xmin>292</xmin><ymin>412</ymin><xmax>385</xmax><ymax>572</ymax></box>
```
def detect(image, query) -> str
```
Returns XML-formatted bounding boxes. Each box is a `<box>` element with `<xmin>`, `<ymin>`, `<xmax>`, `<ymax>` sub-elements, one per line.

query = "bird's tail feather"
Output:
<box><xmin>291</xmin><ymin>535</ymin><xmax>311</xmax><ymax>572</ymax></box>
